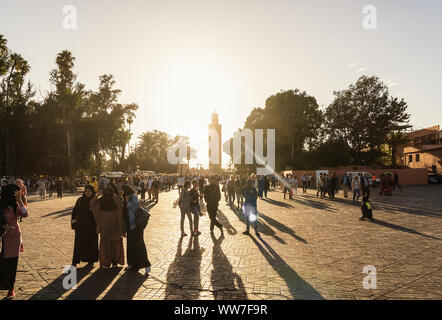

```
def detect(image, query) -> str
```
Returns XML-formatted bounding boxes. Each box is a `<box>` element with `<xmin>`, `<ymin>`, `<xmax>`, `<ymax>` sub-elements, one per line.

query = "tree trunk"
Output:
<box><xmin>5</xmin><ymin>128</ymin><xmax>9</xmax><ymax>176</ymax></box>
<box><xmin>391</xmin><ymin>147</ymin><xmax>396</xmax><ymax>167</ymax></box>
<box><xmin>290</xmin><ymin>142</ymin><xmax>295</xmax><ymax>160</ymax></box>
<box><xmin>121</xmin><ymin>144</ymin><xmax>126</xmax><ymax>161</ymax></box>
<box><xmin>66</xmin><ymin>119</ymin><xmax>75</xmax><ymax>178</ymax></box>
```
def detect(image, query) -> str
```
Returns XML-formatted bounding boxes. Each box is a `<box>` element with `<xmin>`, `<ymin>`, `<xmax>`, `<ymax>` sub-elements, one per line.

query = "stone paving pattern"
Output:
<box><xmin>2</xmin><ymin>185</ymin><xmax>441</xmax><ymax>300</ymax></box>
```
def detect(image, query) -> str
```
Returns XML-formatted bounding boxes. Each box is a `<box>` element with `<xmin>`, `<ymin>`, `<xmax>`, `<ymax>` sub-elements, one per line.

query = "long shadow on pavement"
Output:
<box><xmin>217</xmin><ymin>210</ymin><xmax>237</xmax><ymax>235</ymax></box>
<box><xmin>225</xmin><ymin>207</ymin><xmax>286</xmax><ymax>244</ymax></box>
<box><xmin>29</xmin><ymin>264</ymin><xmax>94</xmax><ymax>300</ymax></box>
<box><xmin>294</xmin><ymin>197</ymin><xmax>337</xmax><ymax>212</ymax></box>
<box><xmin>250</xmin><ymin>236</ymin><xmax>324</xmax><ymax>300</ymax></box>
<box><xmin>102</xmin><ymin>270</ymin><xmax>148</xmax><ymax>300</ymax></box>
<box><xmin>258</xmin><ymin>212</ymin><xmax>307</xmax><ymax>243</ymax></box>
<box><xmin>371</xmin><ymin>202</ymin><xmax>442</xmax><ymax>219</ymax></box>
<box><xmin>210</xmin><ymin>233</ymin><xmax>247</xmax><ymax>299</ymax></box>
<box><xmin>41</xmin><ymin>207</ymin><xmax>74</xmax><ymax>218</ymax></box>
<box><xmin>370</xmin><ymin>219</ymin><xmax>441</xmax><ymax>240</ymax></box>
<box><xmin>261</xmin><ymin>198</ymin><xmax>294</xmax><ymax>209</ymax></box>
<box><xmin>165</xmin><ymin>236</ymin><xmax>204</xmax><ymax>300</ymax></box>
<box><xmin>64</xmin><ymin>267</ymin><xmax>122</xmax><ymax>300</ymax></box>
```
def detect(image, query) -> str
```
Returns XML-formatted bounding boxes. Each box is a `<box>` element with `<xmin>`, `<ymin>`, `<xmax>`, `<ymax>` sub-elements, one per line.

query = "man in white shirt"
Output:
<box><xmin>283</xmin><ymin>174</ymin><xmax>291</xmax><ymax>200</ymax></box>
<box><xmin>147</xmin><ymin>176</ymin><xmax>154</xmax><ymax>201</ymax></box>
<box><xmin>290</xmin><ymin>175</ymin><xmax>298</xmax><ymax>199</ymax></box>
<box><xmin>301</xmin><ymin>173</ymin><xmax>307</xmax><ymax>193</ymax></box>
<box><xmin>177</xmin><ymin>175</ymin><xmax>185</xmax><ymax>195</ymax></box>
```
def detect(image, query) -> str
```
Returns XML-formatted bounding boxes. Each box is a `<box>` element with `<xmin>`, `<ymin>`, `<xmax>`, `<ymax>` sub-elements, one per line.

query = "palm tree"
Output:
<box><xmin>1</xmin><ymin>50</ymin><xmax>32</xmax><ymax>175</ymax></box>
<box><xmin>50</xmin><ymin>50</ymin><xmax>79</xmax><ymax>178</ymax></box>
<box><xmin>115</xmin><ymin>128</ymin><xmax>132</xmax><ymax>161</ymax></box>
<box><xmin>0</xmin><ymin>34</ymin><xmax>9</xmax><ymax>77</ymax></box>
<box><xmin>386</xmin><ymin>131</ymin><xmax>410</xmax><ymax>166</ymax></box>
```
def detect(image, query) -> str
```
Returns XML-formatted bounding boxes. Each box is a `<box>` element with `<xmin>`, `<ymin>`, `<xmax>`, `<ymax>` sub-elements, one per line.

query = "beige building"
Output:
<box><xmin>407</xmin><ymin>125</ymin><xmax>441</xmax><ymax>147</ymax></box>
<box><xmin>403</xmin><ymin>145</ymin><xmax>442</xmax><ymax>175</ymax></box>
<box><xmin>399</xmin><ymin>125</ymin><xmax>442</xmax><ymax>175</ymax></box>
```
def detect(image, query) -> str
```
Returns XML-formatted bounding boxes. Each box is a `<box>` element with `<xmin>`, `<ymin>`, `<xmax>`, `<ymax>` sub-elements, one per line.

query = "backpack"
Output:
<box><xmin>135</xmin><ymin>206</ymin><xmax>150</xmax><ymax>229</ymax></box>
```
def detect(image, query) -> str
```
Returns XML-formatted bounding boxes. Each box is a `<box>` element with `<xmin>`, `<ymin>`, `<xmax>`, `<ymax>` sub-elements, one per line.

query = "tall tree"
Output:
<box><xmin>49</xmin><ymin>50</ymin><xmax>79</xmax><ymax>178</ymax></box>
<box><xmin>386</xmin><ymin>131</ymin><xmax>410</xmax><ymax>166</ymax></box>
<box><xmin>265</xmin><ymin>90</ymin><xmax>322</xmax><ymax>162</ymax></box>
<box><xmin>0</xmin><ymin>35</ymin><xmax>34</xmax><ymax>175</ymax></box>
<box><xmin>324</xmin><ymin>75</ymin><xmax>410</xmax><ymax>165</ymax></box>
<box><xmin>232</xmin><ymin>90</ymin><xmax>323</xmax><ymax>171</ymax></box>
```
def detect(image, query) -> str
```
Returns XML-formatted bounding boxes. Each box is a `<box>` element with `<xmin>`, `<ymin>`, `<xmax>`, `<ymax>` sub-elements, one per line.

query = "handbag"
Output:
<box><xmin>135</xmin><ymin>206</ymin><xmax>150</xmax><ymax>229</ymax></box>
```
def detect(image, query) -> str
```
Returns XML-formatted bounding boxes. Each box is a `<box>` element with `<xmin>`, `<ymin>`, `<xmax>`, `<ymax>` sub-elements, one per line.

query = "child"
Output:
<box><xmin>360</xmin><ymin>196</ymin><xmax>373</xmax><ymax>221</ymax></box>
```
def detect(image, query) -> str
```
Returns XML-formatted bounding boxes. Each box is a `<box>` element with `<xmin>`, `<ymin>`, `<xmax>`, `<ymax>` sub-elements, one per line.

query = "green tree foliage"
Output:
<box><xmin>0</xmin><ymin>34</ymin><xmax>138</xmax><ymax>177</ymax></box>
<box><xmin>0</xmin><ymin>35</ymin><xmax>35</xmax><ymax>175</ymax></box>
<box><xmin>230</xmin><ymin>90</ymin><xmax>323</xmax><ymax>172</ymax></box>
<box><xmin>324</xmin><ymin>75</ymin><xmax>410</xmax><ymax>165</ymax></box>
<box><xmin>386</xmin><ymin>131</ymin><xmax>410</xmax><ymax>166</ymax></box>
<box><xmin>136</xmin><ymin>131</ymin><xmax>183</xmax><ymax>173</ymax></box>
<box><xmin>232</xmin><ymin>76</ymin><xmax>411</xmax><ymax>171</ymax></box>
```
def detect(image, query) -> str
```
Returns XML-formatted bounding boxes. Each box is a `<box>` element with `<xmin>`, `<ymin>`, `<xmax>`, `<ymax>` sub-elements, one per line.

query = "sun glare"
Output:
<box><xmin>152</xmin><ymin>51</ymin><xmax>241</xmax><ymax>167</ymax></box>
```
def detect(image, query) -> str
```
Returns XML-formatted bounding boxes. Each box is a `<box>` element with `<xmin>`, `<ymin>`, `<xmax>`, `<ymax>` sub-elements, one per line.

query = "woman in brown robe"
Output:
<box><xmin>90</xmin><ymin>184</ymin><xmax>125</xmax><ymax>268</ymax></box>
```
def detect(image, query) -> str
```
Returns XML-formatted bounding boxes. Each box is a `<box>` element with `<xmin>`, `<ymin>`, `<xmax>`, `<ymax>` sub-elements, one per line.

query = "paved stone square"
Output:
<box><xmin>2</xmin><ymin>185</ymin><xmax>441</xmax><ymax>300</ymax></box>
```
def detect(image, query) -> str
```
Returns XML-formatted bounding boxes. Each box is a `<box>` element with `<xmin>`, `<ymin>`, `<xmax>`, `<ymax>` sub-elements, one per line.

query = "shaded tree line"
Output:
<box><xmin>229</xmin><ymin>75</ymin><xmax>411</xmax><ymax>172</ymax></box>
<box><xmin>129</xmin><ymin>132</ymin><xmax>197</xmax><ymax>173</ymax></box>
<box><xmin>0</xmin><ymin>34</ymin><xmax>138</xmax><ymax>177</ymax></box>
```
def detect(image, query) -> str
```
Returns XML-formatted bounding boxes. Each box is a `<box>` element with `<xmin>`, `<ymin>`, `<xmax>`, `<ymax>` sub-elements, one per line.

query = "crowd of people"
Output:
<box><xmin>71</xmin><ymin>182</ymin><xmax>151</xmax><ymax>275</ymax></box>
<box><xmin>0</xmin><ymin>169</ymin><xmax>405</xmax><ymax>299</ymax></box>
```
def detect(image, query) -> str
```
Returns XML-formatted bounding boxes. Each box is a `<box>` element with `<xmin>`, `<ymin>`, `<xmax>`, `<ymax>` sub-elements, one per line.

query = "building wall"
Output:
<box><xmin>407</xmin><ymin>125</ymin><xmax>441</xmax><ymax>147</ymax></box>
<box><xmin>404</xmin><ymin>148</ymin><xmax>442</xmax><ymax>174</ymax></box>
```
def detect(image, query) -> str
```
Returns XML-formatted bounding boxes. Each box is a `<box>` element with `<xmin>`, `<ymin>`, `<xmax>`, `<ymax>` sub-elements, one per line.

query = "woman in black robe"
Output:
<box><xmin>71</xmin><ymin>184</ymin><xmax>99</xmax><ymax>267</ymax></box>
<box><xmin>122</xmin><ymin>185</ymin><xmax>151</xmax><ymax>274</ymax></box>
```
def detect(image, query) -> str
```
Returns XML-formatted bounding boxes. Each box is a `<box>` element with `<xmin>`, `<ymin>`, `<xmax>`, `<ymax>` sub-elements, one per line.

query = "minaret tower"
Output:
<box><xmin>209</xmin><ymin>110</ymin><xmax>222</xmax><ymax>172</ymax></box>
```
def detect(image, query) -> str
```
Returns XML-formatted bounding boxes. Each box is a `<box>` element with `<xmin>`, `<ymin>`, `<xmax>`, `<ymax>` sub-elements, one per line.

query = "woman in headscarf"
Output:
<box><xmin>15</xmin><ymin>179</ymin><xmax>27</xmax><ymax>222</ymax></box>
<box><xmin>71</xmin><ymin>185</ymin><xmax>99</xmax><ymax>267</ymax></box>
<box><xmin>90</xmin><ymin>183</ymin><xmax>124</xmax><ymax>268</ymax></box>
<box><xmin>122</xmin><ymin>185</ymin><xmax>151</xmax><ymax>274</ymax></box>
<box><xmin>0</xmin><ymin>184</ymin><xmax>28</xmax><ymax>299</ymax></box>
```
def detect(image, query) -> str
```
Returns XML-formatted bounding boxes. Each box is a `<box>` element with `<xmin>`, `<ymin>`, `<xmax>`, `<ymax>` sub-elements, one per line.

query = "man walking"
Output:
<box><xmin>341</xmin><ymin>173</ymin><xmax>351</xmax><ymax>198</ymax></box>
<box><xmin>204</xmin><ymin>177</ymin><xmax>223</xmax><ymax>234</ymax></box>
<box><xmin>190</xmin><ymin>180</ymin><xmax>202</xmax><ymax>236</ymax></box>
<box><xmin>56</xmin><ymin>177</ymin><xmax>63</xmax><ymax>198</ymax></box>
<box><xmin>177</xmin><ymin>175</ymin><xmax>185</xmax><ymax>195</ymax></box>
<box><xmin>283</xmin><ymin>174</ymin><xmax>291</xmax><ymax>200</ymax></box>
<box><xmin>242</xmin><ymin>179</ymin><xmax>260</xmax><ymax>237</ymax></box>
<box><xmin>152</xmin><ymin>177</ymin><xmax>161</xmax><ymax>203</ymax></box>
<box><xmin>301</xmin><ymin>173</ymin><xmax>307</xmax><ymax>193</ymax></box>
<box><xmin>361</xmin><ymin>173</ymin><xmax>371</xmax><ymax>198</ymax></box>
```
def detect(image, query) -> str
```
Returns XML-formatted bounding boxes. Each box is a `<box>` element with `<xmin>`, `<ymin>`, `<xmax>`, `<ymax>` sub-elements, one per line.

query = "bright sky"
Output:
<box><xmin>1</xmin><ymin>0</ymin><xmax>441</xmax><ymax>168</ymax></box>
